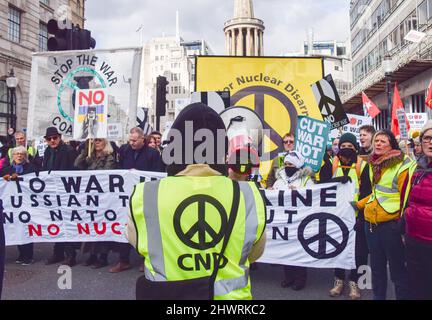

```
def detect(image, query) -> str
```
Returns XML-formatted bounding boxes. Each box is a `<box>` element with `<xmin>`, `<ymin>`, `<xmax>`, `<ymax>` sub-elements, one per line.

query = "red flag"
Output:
<box><xmin>426</xmin><ymin>79</ymin><xmax>432</xmax><ymax>110</ymax></box>
<box><xmin>362</xmin><ymin>92</ymin><xmax>381</xmax><ymax>118</ymax></box>
<box><xmin>391</xmin><ymin>84</ymin><xmax>410</xmax><ymax>137</ymax></box>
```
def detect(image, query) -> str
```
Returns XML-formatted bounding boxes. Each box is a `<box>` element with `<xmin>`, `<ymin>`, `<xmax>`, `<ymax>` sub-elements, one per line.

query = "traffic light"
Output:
<box><xmin>47</xmin><ymin>19</ymin><xmax>71</xmax><ymax>51</ymax></box>
<box><xmin>156</xmin><ymin>76</ymin><xmax>169</xmax><ymax>117</ymax></box>
<box><xmin>47</xmin><ymin>19</ymin><xmax>96</xmax><ymax>51</ymax></box>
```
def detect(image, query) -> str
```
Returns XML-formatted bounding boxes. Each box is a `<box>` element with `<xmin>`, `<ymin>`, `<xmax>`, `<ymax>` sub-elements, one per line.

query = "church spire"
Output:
<box><xmin>234</xmin><ymin>0</ymin><xmax>254</xmax><ymax>18</ymax></box>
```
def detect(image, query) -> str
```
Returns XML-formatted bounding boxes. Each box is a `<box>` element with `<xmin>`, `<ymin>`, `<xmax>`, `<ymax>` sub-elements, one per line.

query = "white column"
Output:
<box><xmin>246</xmin><ymin>28</ymin><xmax>251</xmax><ymax>56</ymax></box>
<box><xmin>230</xmin><ymin>30</ymin><xmax>235</xmax><ymax>56</ymax></box>
<box><xmin>239</xmin><ymin>28</ymin><xmax>244</xmax><ymax>56</ymax></box>
<box><xmin>225</xmin><ymin>32</ymin><xmax>229</xmax><ymax>55</ymax></box>
<box><xmin>260</xmin><ymin>30</ymin><xmax>264</xmax><ymax>56</ymax></box>
<box><xmin>254</xmin><ymin>29</ymin><xmax>259</xmax><ymax>56</ymax></box>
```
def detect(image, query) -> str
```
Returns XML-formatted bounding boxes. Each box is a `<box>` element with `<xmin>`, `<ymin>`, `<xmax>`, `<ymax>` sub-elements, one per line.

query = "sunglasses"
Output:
<box><xmin>46</xmin><ymin>136</ymin><xmax>59</xmax><ymax>142</ymax></box>
<box><xmin>283</xmin><ymin>140</ymin><xmax>294</xmax><ymax>144</ymax></box>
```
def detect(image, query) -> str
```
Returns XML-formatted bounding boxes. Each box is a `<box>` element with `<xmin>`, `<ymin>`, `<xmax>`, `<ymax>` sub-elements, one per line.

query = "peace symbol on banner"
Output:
<box><xmin>297</xmin><ymin>212</ymin><xmax>349</xmax><ymax>259</ymax></box>
<box><xmin>231</xmin><ymin>86</ymin><xmax>298</xmax><ymax>160</ymax></box>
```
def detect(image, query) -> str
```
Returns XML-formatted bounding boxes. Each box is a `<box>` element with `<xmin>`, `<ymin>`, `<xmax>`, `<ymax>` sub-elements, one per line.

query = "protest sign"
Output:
<box><xmin>258</xmin><ymin>182</ymin><xmax>356</xmax><ymax>269</ymax></box>
<box><xmin>312</xmin><ymin>74</ymin><xmax>349</xmax><ymax>129</ymax></box>
<box><xmin>397</xmin><ymin>109</ymin><xmax>409</xmax><ymax>140</ymax></box>
<box><xmin>27</xmin><ymin>48</ymin><xmax>142</xmax><ymax>139</ymax></box>
<box><xmin>295</xmin><ymin>116</ymin><xmax>330</xmax><ymax>172</ymax></box>
<box><xmin>107</xmin><ymin>123</ymin><xmax>123</xmax><ymax>140</ymax></box>
<box><xmin>0</xmin><ymin>170</ymin><xmax>166</xmax><ymax>245</ymax></box>
<box><xmin>195</xmin><ymin>56</ymin><xmax>324</xmax><ymax>178</ymax></box>
<box><xmin>341</xmin><ymin>114</ymin><xmax>372</xmax><ymax>140</ymax></box>
<box><xmin>406</xmin><ymin>113</ymin><xmax>428</xmax><ymax>130</ymax></box>
<box><xmin>73</xmin><ymin>89</ymin><xmax>108</xmax><ymax>140</ymax></box>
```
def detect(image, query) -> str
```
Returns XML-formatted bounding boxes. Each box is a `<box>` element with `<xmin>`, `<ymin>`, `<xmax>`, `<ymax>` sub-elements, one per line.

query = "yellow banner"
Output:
<box><xmin>196</xmin><ymin>56</ymin><xmax>324</xmax><ymax>181</ymax></box>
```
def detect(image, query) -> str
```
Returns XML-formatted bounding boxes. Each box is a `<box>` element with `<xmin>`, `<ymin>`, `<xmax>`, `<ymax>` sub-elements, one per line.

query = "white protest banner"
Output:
<box><xmin>341</xmin><ymin>114</ymin><xmax>372</xmax><ymax>140</ymax></box>
<box><xmin>258</xmin><ymin>182</ymin><xmax>356</xmax><ymax>269</ymax></box>
<box><xmin>27</xmin><ymin>48</ymin><xmax>142</xmax><ymax>139</ymax></box>
<box><xmin>35</xmin><ymin>137</ymin><xmax>48</xmax><ymax>158</ymax></box>
<box><xmin>295</xmin><ymin>116</ymin><xmax>330</xmax><ymax>172</ymax></box>
<box><xmin>0</xmin><ymin>170</ymin><xmax>166</xmax><ymax>246</ymax></box>
<box><xmin>397</xmin><ymin>109</ymin><xmax>409</xmax><ymax>140</ymax></box>
<box><xmin>73</xmin><ymin>89</ymin><xmax>108</xmax><ymax>140</ymax></box>
<box><xmin>107</xmin><ymin>123</ymin><xmax>123</xmax><ymax>140</ymax></box>
<box><xmin>406</xmin><ymin>113</ymin><xmax>428</xmax><ymax>130</ymax></box>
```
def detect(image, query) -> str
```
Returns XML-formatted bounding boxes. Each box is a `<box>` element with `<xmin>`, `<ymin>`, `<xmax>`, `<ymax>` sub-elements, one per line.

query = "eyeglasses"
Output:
<box><xmin>46</xmin><ymin>136</ymin><xmax>59</xmax><ymax>142</ymax></box>
<box><xmin>94</xmin><ymin>139</ymin><xmax>103</xmax><ymax>142</ymax></box>
<box><xmin>283</xmin><ymin>140</ymin><xmax>294</xmax><ymax>145</ymax></box>
<box><xmin>422</xmin><ymin>136</ymin><xmax>432</xmax><ymax>144</ymax></box>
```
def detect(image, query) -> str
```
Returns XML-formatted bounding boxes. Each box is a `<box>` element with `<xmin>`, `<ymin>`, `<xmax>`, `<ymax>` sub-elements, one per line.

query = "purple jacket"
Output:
<box><xmin>405</xmin><ymin>156</ymin><xmax>432</xmax><ymax>242</ymax></box>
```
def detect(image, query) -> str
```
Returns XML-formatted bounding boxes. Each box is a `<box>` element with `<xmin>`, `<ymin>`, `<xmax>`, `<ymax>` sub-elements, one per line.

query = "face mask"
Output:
<box><xmin>285</xmin><ymin>167</ymin><xmax>298</xmax><ymax>177</ymax></box>
<box><xmin>332</xmin><ymin>146</ymin><xmax>339</xmax><ymax>155</ymax></box>
<box><xmin>338</xmin><ymin>148</ymin><xmax>357</xmax><ymax>162</ymax></box>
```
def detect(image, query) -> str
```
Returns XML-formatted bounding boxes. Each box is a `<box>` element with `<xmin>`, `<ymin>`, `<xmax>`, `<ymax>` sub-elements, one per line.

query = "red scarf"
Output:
<box><xmin>369</xmin><ymin>150</ymin><xmax>403</xmax><ymax>185</ymax></box>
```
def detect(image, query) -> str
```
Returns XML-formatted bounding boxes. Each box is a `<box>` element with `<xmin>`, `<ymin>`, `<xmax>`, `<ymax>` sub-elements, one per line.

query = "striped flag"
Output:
<box><xmin>137</xmin><ymin>107</ymin><xmax>153</xmax><ymax>135</ymax></box>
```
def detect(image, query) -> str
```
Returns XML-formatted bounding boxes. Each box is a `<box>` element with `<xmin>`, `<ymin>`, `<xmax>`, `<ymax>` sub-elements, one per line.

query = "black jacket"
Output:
<box><xmin>119</xmin><ymin>144</ymin><xmax>165</xmax><ymax>172</ymax></box>
<box><xmin>42</xmin><ymin>142</ymin><xmax>77</xmax><ymax>171</ymax></box>
<box><xmin>0</xmin><ymin>199</ymin><xmax>4</xmax><ymax>299</ymax></box>
<box><xmin>0</xmin><ymin>162</ymin><xmax>37</xmax><ymax>176</ymax></box>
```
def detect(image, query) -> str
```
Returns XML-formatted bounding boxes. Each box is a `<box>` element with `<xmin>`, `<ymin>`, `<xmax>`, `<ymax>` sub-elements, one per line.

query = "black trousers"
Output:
<box><xmin>116</xmin><ymin>243</ymin><xmax>131</xmax><ymax>263</ymax></box>
<box><xmin>53</xmin><ymin>242</ymin><xmax>77</xmax><ymax>258</ymax></box>
<box><xmin>17</xmin><ymin>244</ymin><xmax>33</xmax><ymax>260</ymax></box>
<box><xmin>283</xmin><ymin>266</ymin><xmax>307</xmax><ymax>284</ymax></box>
<box><xmin>406</xmin><ymin>235</ymin><xmax>432</xmax><ymax>300</ymax></box>
<box><xmin>0</xmin><ymin>208</ymin><xmax>5</xmax><ymax>299</ymax></box>
<box><xmin>334</xmin><ymin>219</ymin><xmax>369</xmax><ymax>282</ymax></box>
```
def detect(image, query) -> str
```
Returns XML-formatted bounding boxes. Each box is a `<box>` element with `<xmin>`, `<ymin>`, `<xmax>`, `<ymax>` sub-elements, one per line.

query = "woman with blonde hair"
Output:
<box><xmin>75</xmin><ymin>138</ymin><xmax>117</xmax><ymax>268</ymax></box>
<box><xmin>1</xmin><ymin>146</ymin><xmax>38</xmax><ymax>265</ymax></box>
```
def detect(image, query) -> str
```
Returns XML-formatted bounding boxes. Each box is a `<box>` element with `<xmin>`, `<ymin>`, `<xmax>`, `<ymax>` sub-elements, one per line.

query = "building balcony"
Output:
<box><xmin>223</xmin><ymin>18</ymin><xmax>265</xmax><ymax>31</ymax></box>
<box><xmin>342</xmin><ymin>32</ymin><xmax>432</xmax><ymax>111</ymax></box>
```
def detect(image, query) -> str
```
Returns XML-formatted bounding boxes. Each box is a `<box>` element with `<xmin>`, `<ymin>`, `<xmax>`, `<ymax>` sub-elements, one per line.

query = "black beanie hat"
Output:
<box><xmin>163</xmin><ymin>103</ymin><xmax>228</xmax><ymax>176</ymax></box>
<box><xmin>373</xmin><ymin>129</ymin><xmax>400</xmax><ymax>150</ymax></box>
<box><xmin>339</xmin><ymin>133</ymin><xmax>359</xmax><ymax>151</ymax></box>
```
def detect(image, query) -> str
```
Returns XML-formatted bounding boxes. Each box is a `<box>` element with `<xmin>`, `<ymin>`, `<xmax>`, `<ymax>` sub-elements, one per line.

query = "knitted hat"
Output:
<box><xmin>421</xmin><ymin>120</ymin><xmax>432</xmax><ymax>139</ymax></box>
<box><xmin>284</xmin><ymin>151</ymin><xmax>305</xmax><ymax>169</ymax></box>
<box><xmin>163</xmin><ymin>102</ymin><xmax>228</xmax><ymax>176</ymax></box>
<box><xmin>338</xmin><ymin>133</ymin><xmax>359</xmax><ymax>150</ymax></box>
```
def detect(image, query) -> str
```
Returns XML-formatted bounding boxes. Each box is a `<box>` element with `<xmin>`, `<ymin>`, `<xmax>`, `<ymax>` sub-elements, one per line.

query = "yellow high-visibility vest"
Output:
<box><xmin>130</xmin><ymin>176</ymin><xmax>266</xmax><ymax>300</ymax></box>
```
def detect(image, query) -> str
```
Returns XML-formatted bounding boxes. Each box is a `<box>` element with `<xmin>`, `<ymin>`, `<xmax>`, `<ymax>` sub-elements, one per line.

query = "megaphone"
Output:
<box><xmin>219</xmin><ymin>106</ymin><xmax>264</xmax><ymax>176</ymax></box>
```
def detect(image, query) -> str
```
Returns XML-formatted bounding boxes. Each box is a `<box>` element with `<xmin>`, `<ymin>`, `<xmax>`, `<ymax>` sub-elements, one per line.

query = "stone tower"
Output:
<box><xmin>224</xmin><ymin>0</ymin><xmax>265</xmax><ymax>56</ymax></box>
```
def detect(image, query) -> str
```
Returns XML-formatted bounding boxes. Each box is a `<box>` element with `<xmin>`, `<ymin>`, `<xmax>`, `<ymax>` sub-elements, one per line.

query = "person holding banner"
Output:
<box><xmin>1</xmin><ymin>146</ymin><xmax>38</xmax><ymax>265</ymax></box>
<box><xmin>273</xmin><ymin>151</ymin><xmax>313</xmax><ymax>291</ymax></box>
<box><xmin>267</xmin><ymin>133</ymin><xmax>295</xmax><ymax>188</ymax></box>
<box><xmin>357</xmin><ymin>130</ymin><xmax>413</xmax><ymax>300</ymax></box>
<box><xmin>111</xmin><ymin>127</ymin><xmax>165</xmax><ymax>273</ymax></box>
<box><xmin>328</xmin><ymin>133</ymin><xmax>369</xmax><ymax>300</ymax></box>
<box><xmin>0</xmin><ymin>199</ymin><xmax>4</xmax><ymax>299</ymax></box>
<box><xmin>42</xmin><ymin>127</ymin><xmax>78</xmax><ymax>267</ymax></box>
<box><xmin>74</xmin><ymin>138</ymin><xmax>117</xmax><ymax>269</ymax></box>
<box><xmin>402</xmin><ymin>120</ymin><xmax>432</xmax><ymax>300</ymax></box>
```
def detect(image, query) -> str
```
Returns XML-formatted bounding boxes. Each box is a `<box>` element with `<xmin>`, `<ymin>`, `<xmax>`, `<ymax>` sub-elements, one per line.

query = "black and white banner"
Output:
<box><xmin>258</xmin><ymin>182</ymin><xmax>356</xmax><ymax>270</ymax></box>
<box><xmin>0</xmin><ymin>170</ymin><xmax>166</xmax><ymax>246</ymax></box>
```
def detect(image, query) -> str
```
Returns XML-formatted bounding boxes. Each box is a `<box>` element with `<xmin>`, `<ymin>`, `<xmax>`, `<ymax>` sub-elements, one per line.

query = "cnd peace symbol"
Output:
<box><xmin>231</xmin><ymin>86</ymin><xmax>298</xmax><ymax>159</ymax></box>
<box><xmin>173</xmin><ymin>195</ymin><xmax>228</xmax><ymax>250</ymax></box>
<box><xmin>297</xmin><ymin>212</ymin><xmax>349</xmax><ymax>259</ymax></box>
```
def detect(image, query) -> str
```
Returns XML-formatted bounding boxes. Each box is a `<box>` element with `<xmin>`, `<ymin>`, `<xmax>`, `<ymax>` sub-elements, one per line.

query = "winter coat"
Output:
<box><xmin>404</xmin><ymin>156</ymin><xmax>432</xmax><ymax>242</ymax></box>
<box><xmin>118</xmin><ymin>144</ymin><xmax>165</xmax><ymax>172</ymax></box>
<box><xmin>272</xmin><ymin>166</ymin><xmax>314</xmax><ymax>190</ymax></box>
<box><xmin>74</xmin><ymin>151</ymin><xmax>117</xmax><ymax>171</ymax></box>
<box><xmin>42</xmin><ymin>142</ymin><xmax>77</xmax><ymax>171</ymax></box>
<box><xmin>0</xmin><ymin>162</ymin><xmax>37</xmax><ymax>176</ymax></box>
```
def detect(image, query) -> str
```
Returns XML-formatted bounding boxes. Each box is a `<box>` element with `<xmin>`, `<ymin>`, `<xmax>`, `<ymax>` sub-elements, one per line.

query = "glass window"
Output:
<box><xmin>8</xmin><ymin>6</ymin><xmax>21</xmax><ymax>43</ymax></box>
<box><xmin>419</xmin><ymin>0</ymin><xmax>427</xmax><ymax>26</ymax></box>
<box><xmin>428</xmin><ymin>0</ymin><xmax>432</xmax><ymax>19</ymax></box>
<box><xmin>39</xmin><ymin>22</ymin><xmax>48</xmax><ymax>51</ymax></box>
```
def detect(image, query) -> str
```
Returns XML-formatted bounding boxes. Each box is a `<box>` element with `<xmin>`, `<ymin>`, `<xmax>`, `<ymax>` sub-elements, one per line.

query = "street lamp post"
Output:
<box><xmin>383</xmin><ymin>54</ymin><xmax>393</xmax><ymax>130</ymax></box>
<box><xmin>6</xmin><ymin>69</ymin><xmax>19</xmax><ymax>132</ymax></box>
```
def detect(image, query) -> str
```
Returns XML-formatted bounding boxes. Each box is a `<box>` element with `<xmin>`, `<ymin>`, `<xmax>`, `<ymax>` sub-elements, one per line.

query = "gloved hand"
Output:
<box><xmin>330</xmin><ymin>176</ymin><xmax>352</xmax><ymax>184</ymax></box>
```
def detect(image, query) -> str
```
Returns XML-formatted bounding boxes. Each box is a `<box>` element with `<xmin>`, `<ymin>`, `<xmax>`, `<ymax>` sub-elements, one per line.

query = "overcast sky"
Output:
<box><xmin>86</xmin><ymin>0</ymin><xmax>350</xmax><ymax>55</ymax></box>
